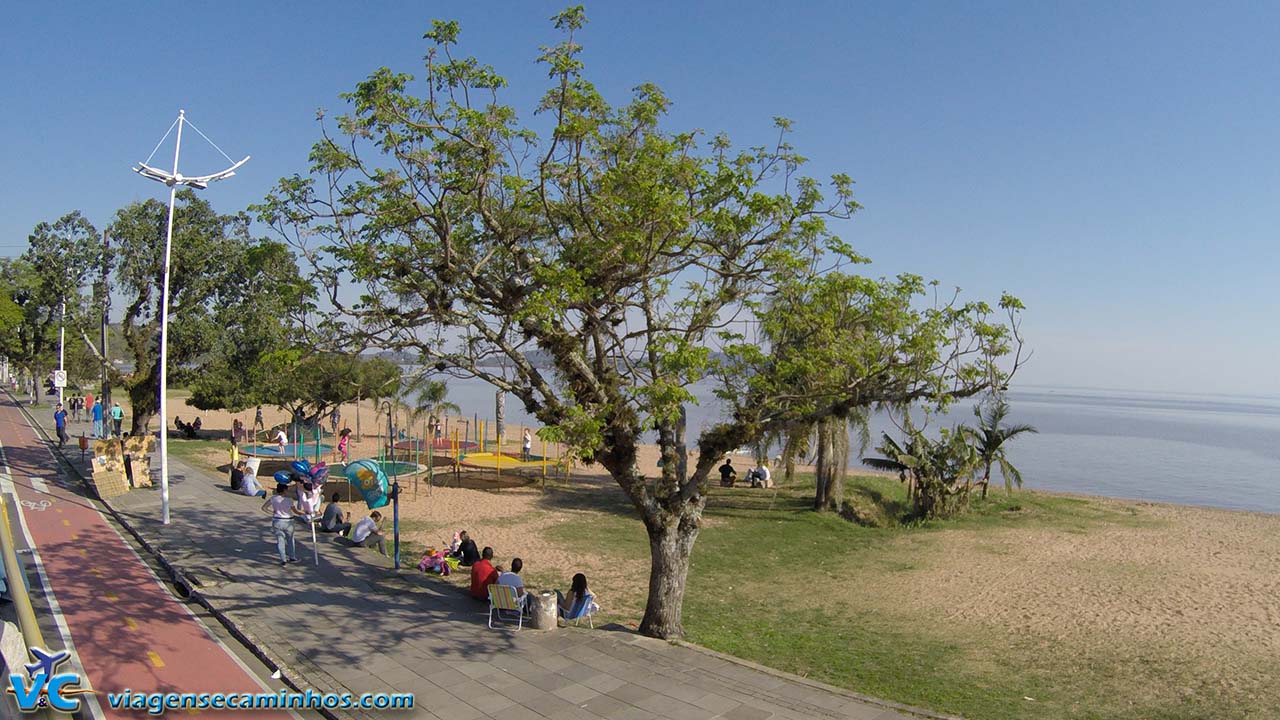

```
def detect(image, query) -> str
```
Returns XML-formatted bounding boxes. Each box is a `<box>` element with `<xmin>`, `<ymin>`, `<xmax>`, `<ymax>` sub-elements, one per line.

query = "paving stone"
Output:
<box><xmin>551</xmin><ymin>682</ymin><xmax>601</xmax><ymax>705</ymax></box>
<box><xmin>719</xmin><ymin>705</ymin><xmax>774</xmax><ymax>720</ymax></box>
<box><xmin>579</xmin><ymin>693</ymin><xmax>630</xmax><ymax>717</ymax></box>
<box><xmin>692</xmin><ymin>693</ymin><xmax>745</xmax><ymax>715</ymax></box>
<box><xmin>581</xmin><ymin>672</ymin><xmax>628</xmax><ymax>694</ymax></box>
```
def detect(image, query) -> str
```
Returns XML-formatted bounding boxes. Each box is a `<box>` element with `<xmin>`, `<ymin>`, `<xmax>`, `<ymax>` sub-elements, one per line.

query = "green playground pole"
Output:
<box><xmin>314</xmin><ymin>424</ymin><xmax>320</xmax><ymax>465</ymax></box>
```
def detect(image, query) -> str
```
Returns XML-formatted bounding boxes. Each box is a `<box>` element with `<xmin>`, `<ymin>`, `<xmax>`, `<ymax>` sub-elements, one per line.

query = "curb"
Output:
<box><xmin>7</xmin><ymin>393</ymin><xmax>346</xmax><ymax>720</ymax></box>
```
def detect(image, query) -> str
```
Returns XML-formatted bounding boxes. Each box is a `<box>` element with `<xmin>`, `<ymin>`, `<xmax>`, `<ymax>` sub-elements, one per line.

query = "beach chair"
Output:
<box><xmin>488</xmin><ymin>584</ymin><xmax>524</xmax><ymax>630</ymax></box>
<box><xmin>559</xmin><ymin>592</ymin><xmax>598</xmax><ymax>628</ymax></box>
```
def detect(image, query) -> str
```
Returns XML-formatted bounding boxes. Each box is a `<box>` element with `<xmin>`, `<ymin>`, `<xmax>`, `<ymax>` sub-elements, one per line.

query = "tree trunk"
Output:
<box><xmin>813</xmin><ymin>417</ymin><xmax>848</xmax><ymax>512</ymax></box>
<box><xmin>128</xmin><ymin>383</ymin><xmax>155</xmax><ymax>436</ymax></box>
<box><xmin>127</xmin><ymin>360</ymin><xmax>161</xmax><ymax>437</ymax></box>
<box><xmin>637</xmin><ymin>508</ymin><xmax>700</xmax><ymax>639</ymax></box>
<box><xmin>980</xmin><ymin>464</ymin><xmax>992</xmax><ymax>499</ymax></box>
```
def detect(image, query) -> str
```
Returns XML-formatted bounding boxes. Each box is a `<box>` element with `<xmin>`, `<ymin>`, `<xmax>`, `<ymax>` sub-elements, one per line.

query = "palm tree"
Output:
<box><xmin>402</xmin><ymin>374</ymin><xmax>461</xmax><ymax>435</ymax></box>
<box><xmin>963</xmin><ymin>397</ymin><xmax>1038</xmax><ymax>498</ymax></box>
<box><xmin>862</xmin><ymin>431</ymin><xmax>918</xmax><ymax>502</ymax></box>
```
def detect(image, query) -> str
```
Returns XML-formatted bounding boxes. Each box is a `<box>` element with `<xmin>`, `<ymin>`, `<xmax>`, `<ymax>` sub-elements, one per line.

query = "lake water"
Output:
<box><xmin>428</xmin><ymin>376</ymin><xmax>1280</xmax><ymax>515</ymax></box>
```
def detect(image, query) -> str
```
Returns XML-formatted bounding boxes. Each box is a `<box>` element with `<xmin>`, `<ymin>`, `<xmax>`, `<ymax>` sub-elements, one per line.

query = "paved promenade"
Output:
<box><xmin>26</xmin><ymin>400</ymin><xmax>938</xmax><ymax>720</ymax></box>
<box><xmin>0</xmin><ymin>395</ymin><xmax>293</xmax><ymax>719</ymax></box>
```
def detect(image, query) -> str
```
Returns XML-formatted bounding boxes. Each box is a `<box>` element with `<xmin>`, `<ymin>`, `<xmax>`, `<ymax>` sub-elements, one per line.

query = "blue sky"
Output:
<box><xmin>3</xmin><ymin>1</ymin><xmax>1278</xmax><ymax>396</ymax></box>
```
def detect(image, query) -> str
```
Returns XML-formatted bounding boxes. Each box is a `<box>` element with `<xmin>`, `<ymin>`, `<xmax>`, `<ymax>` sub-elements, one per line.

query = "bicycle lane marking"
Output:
<box><xmin>0</xmin><ymin>402</ymin><xmax>293</xmax><ymax>719</ymax></box>
<box><xmin>0</xmin><ymin>415</ymin><xmax>106</xmax><ymax>720</ymax></box>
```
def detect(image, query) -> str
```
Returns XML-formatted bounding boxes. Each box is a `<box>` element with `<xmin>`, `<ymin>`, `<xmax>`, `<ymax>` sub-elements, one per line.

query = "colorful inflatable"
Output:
<box><xmin>344</xmin><ymin>459</ymin><xmax>390</xmax><ymax>509</ymax></box>
<box><xmin>271</xmin><ymin>459</ymin><xmax>330</xmax><ymax>487</ymax></box>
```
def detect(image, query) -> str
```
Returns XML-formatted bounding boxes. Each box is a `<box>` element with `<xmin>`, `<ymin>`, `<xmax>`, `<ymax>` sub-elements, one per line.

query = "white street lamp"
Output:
<box><xmin>133</xmin><ymin>109</ymin><xmax>248</xmax><ymax>525</ymax></box>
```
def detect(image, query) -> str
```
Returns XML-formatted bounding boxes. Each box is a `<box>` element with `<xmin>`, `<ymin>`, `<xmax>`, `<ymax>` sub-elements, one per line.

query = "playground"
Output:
<box><xmin>224</xmin><ymin>402</ymin><xmax>573</xmax><ymax>500</ymax></box>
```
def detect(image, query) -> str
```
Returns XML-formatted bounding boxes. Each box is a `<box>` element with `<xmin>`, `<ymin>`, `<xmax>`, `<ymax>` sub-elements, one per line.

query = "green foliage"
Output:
<box><xmin>864</xmin><ymin>419</ymin><xmax>980</xmax><ymax>519</ymax></box>
<box><xmin>108</xmin><ymin>192</ymin><xmax>257</xmax><ymax>431</ymax></box>
<box><xmin>400</xmin><ymin>373</ymin><xmax>460</xmax><ymax>425</ymax></box>
<box><xmin>188</xmin><ymin>239</ymin><xmax>317</xmax><ymax>413</ymax></box>
<box><xmin>1</xmin><ymin>212</ymin><xmax>103</xmax><ymax>377</ymax></box>
<box><xmin>963</xmin><ymin>396</ymin><xmax>1039</xmax><ymax>496</ymax></box>
<box><xmin>250</xmin><ymin>353</ymin><xmax>401</xmax><ymax>423</ymax></box>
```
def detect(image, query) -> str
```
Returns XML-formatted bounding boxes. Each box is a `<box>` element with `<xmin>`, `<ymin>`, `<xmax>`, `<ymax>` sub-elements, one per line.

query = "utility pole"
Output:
<box><xmin>101</xmin><ymin>229</ymin><xmax>110</xmax><ymax>406</ymax></box>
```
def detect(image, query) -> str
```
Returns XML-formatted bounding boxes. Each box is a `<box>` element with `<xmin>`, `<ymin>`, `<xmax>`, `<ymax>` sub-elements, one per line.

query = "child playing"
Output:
<box><xmin>337</xmin><ymin>428</ymin><xmax>351</xmax><ymax>462</ymax></box>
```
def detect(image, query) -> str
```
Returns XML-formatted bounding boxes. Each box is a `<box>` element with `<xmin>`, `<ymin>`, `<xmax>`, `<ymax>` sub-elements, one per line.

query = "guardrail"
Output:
<box><xmin>0</xmin><ymin>494</ymin><xmax>54</xmax><ymax>720</ymax></box>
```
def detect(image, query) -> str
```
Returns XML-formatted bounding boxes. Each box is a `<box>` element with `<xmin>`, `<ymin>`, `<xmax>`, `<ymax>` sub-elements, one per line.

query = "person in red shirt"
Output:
<box><xmin>469</xmin><ymin>546</ymin><xmax>498</xmax><ymax>600</ymax></box>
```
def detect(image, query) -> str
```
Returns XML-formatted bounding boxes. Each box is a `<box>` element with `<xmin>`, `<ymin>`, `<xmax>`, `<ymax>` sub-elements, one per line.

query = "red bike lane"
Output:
<box><xmin>0</xmin><ymin>397</ymin><xmax>292</xmax><ymax>719</ymax></box>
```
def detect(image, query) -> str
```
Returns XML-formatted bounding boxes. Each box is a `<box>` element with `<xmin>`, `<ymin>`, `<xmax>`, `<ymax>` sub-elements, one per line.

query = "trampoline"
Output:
<box><xmin>331</xmin><ymin>460</ymin><xmax>423</xmax><ymax>476</ymax></box>
<box><xmin>391</xmin><ymin>438</ymin><xmax>479</xmax><ymax>452</ymax></box>
<box><xmin>240</xmin><ymin>442</ymin><xmax>333</xmax><ymax>458</ymax></box>
<box><xmin>458</xmin><ymin>452</ymin><xmax>552</xmax><ymax>470</ymax></box>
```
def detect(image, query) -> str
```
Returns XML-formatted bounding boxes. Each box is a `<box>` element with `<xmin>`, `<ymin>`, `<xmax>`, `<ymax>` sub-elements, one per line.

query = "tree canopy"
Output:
<box><xmin>258</xmin><ymin>7</ymin><xmax>1024</xmax><ymax>638</ymax></box>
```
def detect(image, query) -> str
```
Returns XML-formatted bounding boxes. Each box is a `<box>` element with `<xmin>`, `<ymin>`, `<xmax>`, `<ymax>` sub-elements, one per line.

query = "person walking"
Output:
<box><xmin>53</xmin><ymin>403</ymin><xmax>68</xmax><ymax>447</ymax></box>
<box><xmin>522</xmin><ymin>428</ymin><xmax>533</xmax><ymax>462</ymax></box>
<box><xmin>91</xmin><ymin>399</ymin><xmax>104</xmax><ymax>439</ymax></box>
<box><xmin>253</xmin><ymin>405</ymin><xmax>265</xmax><ymax>439</ymax></box>
<box><xmin>262</xmin><ymin>483</ymin><xmax>302</xmax><ymax>566</ymax></box>
<box><xmin>110</xmin><ymin>401</ymin><xmax>124</xmax><ymax>438</ymax></box>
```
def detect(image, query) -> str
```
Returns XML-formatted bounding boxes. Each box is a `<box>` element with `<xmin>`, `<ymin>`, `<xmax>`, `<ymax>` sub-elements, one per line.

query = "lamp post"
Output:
<box><xmin>57</xmin><ymin>300</ymin><xmax>65</xmax><ymax>407</ymax></box>
<box><xmin>133</xmin><ymin>109</ymin><xmax>248</xmax><ymax>525</ymax></box>
<box><xmin>380</xmin><ymin>399</ymin><xmax>401</xmax><ymax>570</ymax></box>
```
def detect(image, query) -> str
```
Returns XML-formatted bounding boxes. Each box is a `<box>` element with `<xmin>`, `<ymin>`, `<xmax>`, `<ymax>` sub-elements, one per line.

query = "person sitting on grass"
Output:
<box><xmin>230</xmin><ymin>460</ymin><xmax>246</xmax><ymax>490</ymax></box>
<box><xmin>453</xmin><ymin>530</ymin><xmax>480</xmax><ymax>567</ymax></box>
<box><xmin>319</xmin><ymin>492</ymin><xmax>351</xmax><ymax>536</ymax></box>
<box><xmin>719</xmin><ymin>457</ymin><xmax>737</xmax><ymax>487</ymax></box>
<box><xmin>238</xmin><ymin>468</ymin><xmax>266</xmax><ymax>498</ymax></box>
<box><xmin>557</xmin><ymin>573</ymin><xmax>590</xmax><ymax>617</ymax></box>
<box><xmin>469</xmin><ymin>546</ymin><xmax>498</xmax><ymax>600</ymax></box>
<box><xmin>351</xmin><ymin>511</ymin><xmax>387</xmax><ymax>555</ymax></box>
<box><xmin>498</xmin><ymin>557</ymin><xmax>528</xmax><ymax>609</ymax></box>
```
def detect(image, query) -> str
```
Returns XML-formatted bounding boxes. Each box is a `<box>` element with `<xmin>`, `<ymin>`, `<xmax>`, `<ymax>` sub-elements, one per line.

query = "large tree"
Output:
<box><xmin>105</xmin><ymin>192</ymin><xmax>254</xmax><ymax>434</ymax></box>
<box><xmin>4</xmin><ymin>212</ymin><xmax>103</xmax><ymax>386</ymax></box>
<box><xmin>258</xmin><ymin>8</ymin><xmax>1024</xmax><ymax>638</ymax></box>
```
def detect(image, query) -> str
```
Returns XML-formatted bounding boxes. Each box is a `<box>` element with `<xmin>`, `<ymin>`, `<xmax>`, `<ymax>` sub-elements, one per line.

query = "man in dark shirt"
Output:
<box><xmin>319</xmin><ymin>492</ymin><xmax>352</xmax><ymax>536</ymax></box>
<box><xmin>719</xmin><ymin>458</ymin><xmax>737</xmax><ymax>487</ymax></box>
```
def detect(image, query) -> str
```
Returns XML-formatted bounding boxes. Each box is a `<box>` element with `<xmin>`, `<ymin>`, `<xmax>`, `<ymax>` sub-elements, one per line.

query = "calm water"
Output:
<box><xmin>428</xmin><ymin>377</ymin><xmax>1280</xmax><ymax>515</ymax></box>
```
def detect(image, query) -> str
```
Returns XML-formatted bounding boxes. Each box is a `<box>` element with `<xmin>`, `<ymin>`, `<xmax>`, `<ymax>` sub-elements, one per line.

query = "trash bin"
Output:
<box><xmin>529</xmin><ymin>591</ymin><xmax>558</xmax><ymax>631</ymax></box>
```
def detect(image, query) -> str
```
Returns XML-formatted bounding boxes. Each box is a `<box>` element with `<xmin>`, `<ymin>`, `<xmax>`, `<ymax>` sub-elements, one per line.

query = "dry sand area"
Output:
<box><xmin>162</xmin><ymin>393</ymin><xmax>1280</xmax><ymax>716</ymax></box>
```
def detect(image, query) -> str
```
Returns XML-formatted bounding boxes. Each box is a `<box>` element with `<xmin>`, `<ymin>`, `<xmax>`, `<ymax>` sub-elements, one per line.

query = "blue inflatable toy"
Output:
<box><xmin>344</xmin><ymin>459</ymin><xmax>390</xmax><ymax>509</ymax></box>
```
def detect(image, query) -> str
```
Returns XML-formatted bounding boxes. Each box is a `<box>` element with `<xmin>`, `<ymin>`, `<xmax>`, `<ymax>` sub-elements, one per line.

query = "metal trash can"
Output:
<box><xmin>529</xmin><ymin>591</ymin><xmax>558</xmax><ymax>631</ymax></box>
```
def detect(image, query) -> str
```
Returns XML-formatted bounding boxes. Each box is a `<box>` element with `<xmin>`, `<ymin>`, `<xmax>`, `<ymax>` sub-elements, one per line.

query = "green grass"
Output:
<box><xmin>542</xmin><ymin>474</ymin><xmax>1252</xmax><ymax>720</ymax></box>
